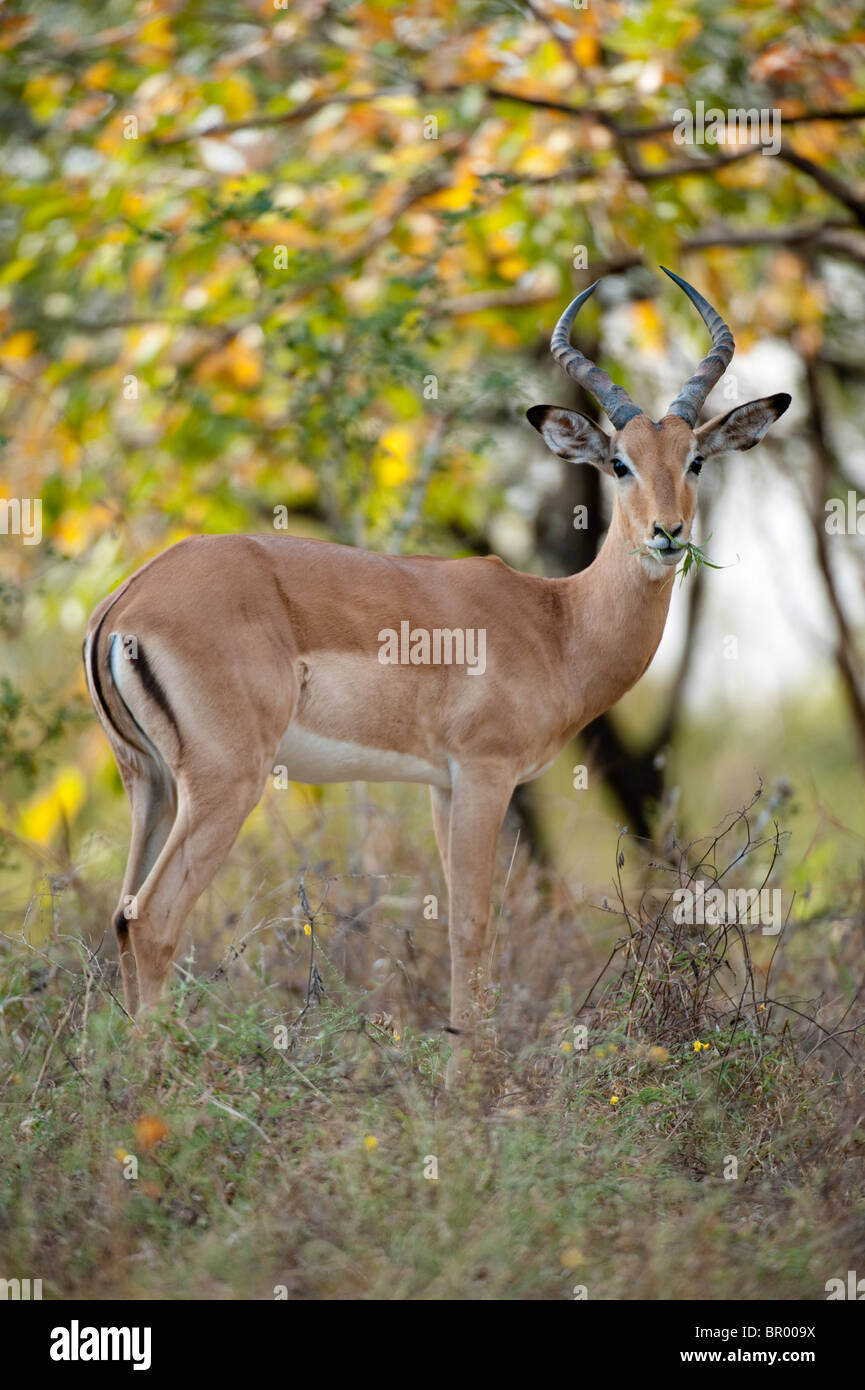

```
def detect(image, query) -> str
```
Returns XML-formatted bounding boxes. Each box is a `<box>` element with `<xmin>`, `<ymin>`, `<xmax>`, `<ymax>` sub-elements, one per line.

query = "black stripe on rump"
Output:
<box><xmin>131</xmin><ymin>642</ymin><xmax>182</xmax><ymax>745</ymax></box>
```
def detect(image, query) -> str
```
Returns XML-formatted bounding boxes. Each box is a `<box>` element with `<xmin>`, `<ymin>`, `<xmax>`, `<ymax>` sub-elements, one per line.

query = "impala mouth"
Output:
<box><xmin>643</xmin><ymin>539</ymin><xmax>684</xmax><ymax>568</ymax></box>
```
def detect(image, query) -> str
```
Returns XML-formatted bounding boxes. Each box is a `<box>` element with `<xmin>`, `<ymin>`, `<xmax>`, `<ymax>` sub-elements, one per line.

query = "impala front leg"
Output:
<box><xmin>429</xmin><ymin>786</ymin><xmax>451</xmax><ymax>893</ymax></box>
<box><xmin>445</xmin><ymin>765</ymin><xmax>513</xmax><ymax>1086</ymax></box>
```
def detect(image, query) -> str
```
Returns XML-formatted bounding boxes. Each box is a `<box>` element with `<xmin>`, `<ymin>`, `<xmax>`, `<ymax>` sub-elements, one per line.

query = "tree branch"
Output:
<box><xmin>154</xmin><ymin>83</ymin><xmax>865</xmax><ymax>150</ymax></box>
<box><xmin>685</xmin><ymin>220</ymin><xmax>865</xmax><ymax>267</ymax></box>
<box><xmin>803</xmin><ymin>356</ymin><xmax>865</xmax><ymax>769</ymax></box>
<box><xmin>778</xmin><ymin>146</ymin><xmax>865</xmax><ymax>227</ymax></box>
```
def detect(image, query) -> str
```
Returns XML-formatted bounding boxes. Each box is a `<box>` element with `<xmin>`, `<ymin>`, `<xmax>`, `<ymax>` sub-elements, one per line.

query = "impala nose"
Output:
<box><xmin>653</xmin><ymin>522</ymin><xmax>683</xmax><ymax>541</ymax></box>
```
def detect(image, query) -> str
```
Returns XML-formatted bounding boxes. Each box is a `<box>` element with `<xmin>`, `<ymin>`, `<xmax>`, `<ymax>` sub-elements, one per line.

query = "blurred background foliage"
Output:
<box><xmin>0</xmin><ymin>0</ymin><xmax>864</xmax><ymax>936</ymax></box>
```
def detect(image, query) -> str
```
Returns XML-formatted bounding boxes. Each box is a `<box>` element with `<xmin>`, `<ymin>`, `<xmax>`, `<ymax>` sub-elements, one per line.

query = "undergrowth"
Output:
<box><xmin>0</xmin><ymin>788</ymin><xmax>863</xmax><ymax>1300</ymax></box>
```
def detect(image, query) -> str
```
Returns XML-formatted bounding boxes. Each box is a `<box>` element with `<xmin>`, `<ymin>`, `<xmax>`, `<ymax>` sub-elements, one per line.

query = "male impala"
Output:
<box><xmin>85</xmin><ymin>268</ymin><xmax>789</xmax><ymax>1073</ymax></box>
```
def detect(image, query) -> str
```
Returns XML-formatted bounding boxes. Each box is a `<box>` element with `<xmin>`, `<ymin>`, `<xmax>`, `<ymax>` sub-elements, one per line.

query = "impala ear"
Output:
<box><xmin>527</xmin><ymin>405</ymin><xmax>610</xmax><ymax>469</ymax></box>
<box><xmin>695</xmin><ymin>393</ymin><xmax>791</xmax><ymax>457</ymax></box>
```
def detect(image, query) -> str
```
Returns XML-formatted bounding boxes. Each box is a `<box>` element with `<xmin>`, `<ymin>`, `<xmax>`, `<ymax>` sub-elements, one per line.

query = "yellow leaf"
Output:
<box><xmin>484</xmin><ymin>320</ymin><xmax>521</xmax><ymax>349</ymax></box>
<box><xmin>631</xmin><ymin>300</ymin><xmax>665</xmax><ymax>353</ymax></box>
<box><xmin>458</xmin><ymin>36</ymin><xmax>505</xmax><ymax>83</ymax></box>
<box><xmin>0</xmin><ymin>330</ymin><xmax>36</xmax><ymax>362</ymax></box>
<box><xmin>573</xmin><ymin>35</ymin><xmax>599</xmax><ymax>68</ymax></box>
<box><xmin>513</xmin><ymin>145</ymin><xmax>564</xmax><ymax>178</ymax></box>
<box><xmin>221</xmin><ymin>74</ymin><xmax>256</xmax><ymax>120</ymax></box>
<box><xmin>374</xmin><ymin>424</ymin><xmax>416</xmax><ymax>487</ymax></box>
<box><xmin>227</xmin><ymin>339</ymin><xmax>262</xmax><ymax>388</ymax></box>
<box><xmin>121</xmin><ymin>190</ymin><xmax>145</xmax><ymax>218</ymax></box>
<box><xmin>54</xmin><ymin>511</ymin><xmax>90</xmax><ymax>554</ymax></box>
<box><xmin>23</xmin><ymin>73</ymin><xmax>70</xmax><ymax>120</ymax></box>
<box><xmin>373</xmin><ymin>94</ymin><xmax>421</xmax><ymax>117</ymax></box>
<box><xmin>136</xmin><ymin>16</ymin><xmax>175</xmax><ymax>54</ymax></box>
<box><xmin>425</xmin><ymin>170</ymin><xmax>478</xmax><ymax>212</ymax></box>
<box><xmin>20</xmin><ymin>767</ymin><xmax>86</xmax><ymax>846</ymax></box>
<box><xmin>83</xmin><ymin>60</ymin><xmax>114</xmax><ymax>90</ymax></box>
<box><xmin>497</xmin><ymin>253</ymin><xmax>529</xmax><ymax>282</ymax></box>
<box><xmin>247</xmin><ymin>218</ymin><xmax>317</xmax><ymax>249</ymax></box>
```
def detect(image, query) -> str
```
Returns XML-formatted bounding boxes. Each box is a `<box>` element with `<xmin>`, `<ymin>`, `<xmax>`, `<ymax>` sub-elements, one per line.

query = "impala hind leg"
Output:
<box><xmin>445</xmin><ymin>767</ymin><xmax>513</xmax><ymax>1086</ymax></box>
<box><xmin>126</xmin><ymin>768</ymin><xmax>266</xmax><ymax>1012</ymax></box>
<box><xmin>111</xmin><ymin>760</ymin><xmax>177</xmax><ymax>1016</ymax></box>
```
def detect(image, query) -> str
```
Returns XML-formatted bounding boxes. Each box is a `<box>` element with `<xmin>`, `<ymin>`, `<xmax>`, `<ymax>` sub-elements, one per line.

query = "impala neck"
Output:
<box><xmin>561</xmin><ymin>501</ymin><xmax>675</xmax><ymax>725</ymax></box>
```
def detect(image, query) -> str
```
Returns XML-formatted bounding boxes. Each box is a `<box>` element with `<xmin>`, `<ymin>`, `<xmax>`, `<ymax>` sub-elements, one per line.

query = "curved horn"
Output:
<box><xmin>550</xmin><ymin>281</ymin><xmax>643</xmax><ymax>430</ymax></box>
<box><xmin>661</xmin><ymin>267</ymin><xmax>735</xmax><ymax>426</ymax></box>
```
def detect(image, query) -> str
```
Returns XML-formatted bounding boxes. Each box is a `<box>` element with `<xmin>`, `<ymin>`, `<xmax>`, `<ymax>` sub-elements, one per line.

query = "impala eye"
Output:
<box><xmin>612</xmin><ymin>459</ymin><xmax>631</xmax><ymax>479</ymax></box>
<box><xmin>689</xmin><ymin>457</ymin><xmax>704</xmax><ymax>476</ymax></box>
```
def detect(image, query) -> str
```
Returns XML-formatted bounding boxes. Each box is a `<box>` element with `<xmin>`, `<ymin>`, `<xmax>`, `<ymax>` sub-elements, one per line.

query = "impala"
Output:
<box><xmin>85</xmin><ymin>268</ymin><xmax>789</xmax><ymax>1074</ymax></box>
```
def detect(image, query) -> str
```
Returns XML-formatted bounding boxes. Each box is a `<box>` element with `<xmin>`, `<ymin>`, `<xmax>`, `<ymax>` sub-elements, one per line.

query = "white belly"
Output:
<box><xmin>275</xmin><ymin>723</ymin><xmax>450</xmax><ymax>789</ymax></box>
<box><xmin>516</xmin><ymin>753</ymin><xmax>558</xmax><ymax>784</ymax></box>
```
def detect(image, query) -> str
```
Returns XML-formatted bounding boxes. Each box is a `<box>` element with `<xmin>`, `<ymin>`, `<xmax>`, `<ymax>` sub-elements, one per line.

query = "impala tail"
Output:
<box><xmin>85</xmin><ymin>579</ymin><xmax>186</xmax><ymax>765</ymax></box>
<box><xmin>85</xmin><ymin>619</ymin><xmax>152</xmax><ymax>770</ymax></box>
